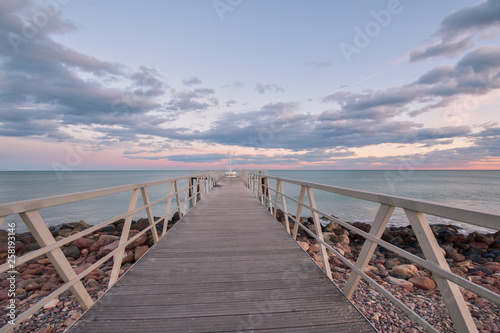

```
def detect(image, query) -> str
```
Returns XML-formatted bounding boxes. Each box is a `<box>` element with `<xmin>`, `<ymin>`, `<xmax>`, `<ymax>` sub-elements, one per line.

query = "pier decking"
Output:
<box><xmin>69</xmin><ymin>177</ymin><xmax>376</xmax><ymax>332</ymax></box>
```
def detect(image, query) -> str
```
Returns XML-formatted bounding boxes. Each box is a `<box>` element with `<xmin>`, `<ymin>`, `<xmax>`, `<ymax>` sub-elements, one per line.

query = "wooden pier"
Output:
<box><xmin>69</xmin><ymin>177</ymin><xmax>376</xmax><ymax>332</ymax></box>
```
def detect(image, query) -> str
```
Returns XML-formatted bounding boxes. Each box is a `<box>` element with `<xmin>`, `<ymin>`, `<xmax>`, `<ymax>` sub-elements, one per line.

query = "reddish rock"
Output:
<box><xmin>25</xmin><ymin>283</ymin><xmax>41</xmax><ymax>291</ymax></box>
<box><xmin>444</xmin><ymin>233</ymin><xmax>468</xmax><ymax>243</ymax></box>
<box><xmin>98</xmin><ymin>240</ymin><xmax>120</xmax><ymax>257</ymax></box>
<box><xmin>329</xmin><ymin>255</ymin><xmax>343</xmax><ymax>267</ymax></box>
<box><xmin>71</xmin><ymin>237</ymin><xmax>96</xmax><ymax>250</ymax></box>
<box><xmin>308</xmin><ymin>243</ymin><xmax>320</xmax><ymax>253</ymax></box>
<box><xmin>386</xmin><ymin>276</ymin><xmax>413</xmax><ymax>289</ymax></box>
<box><xmin>483</xmin><ymin>264</ymin><xmax>500</xmax><ymax>273</ymax></box>
<box><xmin>476</xmin><ymin>233</ymin><xmax>495</xmax><ymax>246</ymax></box>
<box><xmin>469</xmin><ymin>242</ymin><xmax>489</xmax><ymax>250</ymax></box>
<box><xmin>34</xmin><ymin>325</ymin><xmax>53</xmax><ymax>333</ymax></box>
<box><xmin>451</xmin><ymin>268</ymin><xmax>466</xmax><ymax>278</ymax></box>
<box><xmin>122</xmin><ymin>251</ymin><xmax>135</xmax><ymax>264</ymax></box>
<box><xmin>89</xmin><ymin>239</ymin><xmax>106</xmax><ymax>252</ymax></box>
<box><xmin>126</xmin><ymin>234</ymin><xmax>148</xmax><ymax>250</ymax></box>
<box><xmin>337</xmin><ymin>243</ymin><xmax>352</xmax><ymax>254</ymax></box>
<box><xmin>0</xmin><ymin>289</ymin><xmax>10</xmax><ymax>301</ymax></box>
<box><xmin>134</xmin><ymin>245</ymin><xmax>149</xmax><ymax>261</ymax></box>
<box><xmin>390</xmin><ymin>264</ymin><xmax>418</xmax><ymax>277</ymax></box>
<box><xmin>68</xmin><ymin>220</ymin><xmax>90</xmax><ymax>228</ymax></box>
<box><xmin>384</xmin><ymin>258</ymin><xmax>401</xmax><ymax>270</ymax></box>
<box><xmin>409</xmin><ymin>276</ymin><xmax>436</xmax><ymax>290</ymax></box>
<box><xmin>24</xmin><ymin>268</ymin><xmax>42</xmax><ymax>276</ymax></box>
<box><xmin>74</xmin><ymin>263</ymin><xmax>102</xmax><ymax>276</ymax></box>
<box><xmin>338</xmin><ymin>234</ymin><xmax>350</xmax><ymax>245</ymax></box>
<box><xmin>41</xmin><ymin>282</ymin><xmax>59</xmax><ymax>291</ymax></box>
<box><xmin>37</xmin><ymin>258</ymin><xmax>51</xmax><ymax>265</ymax></box>
<box><xmin>297</xmin><ymin>241</ymin><xmax>309</xmax><ymax>252</ymax></box>
<box><xmin>448</xmin><ymin>252</ymin><xmax>466</xmax><ymax>262</ymax></box>
<box><xmin>98</xmin><ymin>235</ymin><xmax>120</xmax><ymax>246</ymax></box>
<box><xmin>482</xmin><ymin>284</ymin><xmax>500</xmax><ymax>294</ymax></box>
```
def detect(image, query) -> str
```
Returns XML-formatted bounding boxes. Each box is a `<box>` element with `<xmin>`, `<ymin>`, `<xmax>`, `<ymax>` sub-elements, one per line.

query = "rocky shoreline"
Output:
<box><xmin>277</xmin><ymin>211</ymin><xmax>500</xmax><ymax>332</ymax></box>
<box><xmin>1</xmin><ymin>211</ymin><xmax>499</xmax><ymax>333</ymax></box>
<box><xmin>0</xmin><ymin>215</ymin><xmax>180</xmax><ymax>333</ymax></box>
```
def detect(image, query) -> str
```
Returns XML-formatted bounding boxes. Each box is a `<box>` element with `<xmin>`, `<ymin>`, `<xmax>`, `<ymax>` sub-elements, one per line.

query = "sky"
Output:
<box><xmin>1</xmin><ymin>0</ymin><xmax>500</xmax><ymax>171</ymax></box>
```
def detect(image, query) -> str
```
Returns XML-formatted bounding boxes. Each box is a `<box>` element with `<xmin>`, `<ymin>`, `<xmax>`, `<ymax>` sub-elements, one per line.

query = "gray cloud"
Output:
<box><xmin>410</xmin><ymin>0</ymin><xmax>500</xmax><ymax>62</ymax></box>
<box><xmin>255</xmin><ymin>83</ymin><xmax>285</xmax><ymax>94</ymax></box>
<box><xmin>304</xmin><ymin>61</ymin><xmax>332</xmax><ymax>69</ymax></box>
<box><xmin>182</xmin><ymin>77</ymin><xmax>202</xmax><ymax>86</ymax></box>
<box><xmin>166</xmin><ymin>88</ymin><xmax>218</xmax><ymax>112</ymax></box>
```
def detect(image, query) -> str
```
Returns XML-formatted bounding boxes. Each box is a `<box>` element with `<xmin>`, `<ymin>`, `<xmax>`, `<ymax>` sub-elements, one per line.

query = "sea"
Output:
<box><xmin>0</xmin><ymin>170</ymin><xmax>499</xmax><ymax>234</ymax></box>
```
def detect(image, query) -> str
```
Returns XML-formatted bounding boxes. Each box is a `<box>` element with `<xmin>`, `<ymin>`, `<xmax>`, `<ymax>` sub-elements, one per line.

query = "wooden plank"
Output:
<box><xmin>69</xmin><ymin>177</ymin><xmax>375</xmax><ymax>333</ymax></box>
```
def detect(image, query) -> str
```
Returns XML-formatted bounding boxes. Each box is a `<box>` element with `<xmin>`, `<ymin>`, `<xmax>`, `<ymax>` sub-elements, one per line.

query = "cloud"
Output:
<box><xmin>166</xmin><ymin>87</ymin><xmax>218</xmax><ymax>112</ymax></box>
<box><xmin>304</xmin><ymin>61</ymin><xmax>332</xmax><ymax>69</ymax></box>
<box><xmin>255</xmin><ymin>83</ymin><xmax>285</xmax><ymax>94</ymax></box>
<box><xmin>410</xmin><ymin>37</ymin><xmax>474</xmax><ymax>62</ymax></box>
<box><xmin>182</xmin><ymin>76</ymin><xmax>202</xmax><ymax>86</ymax></box>
<box><xmin>410</xmin><ymin>0</ymin><xmax>500</xmax><ymax>62</ymax></box>
<box><xmin>324</xmin><ymin>46</ymin><xmax>500</xmax><ymax>119</ymax></box>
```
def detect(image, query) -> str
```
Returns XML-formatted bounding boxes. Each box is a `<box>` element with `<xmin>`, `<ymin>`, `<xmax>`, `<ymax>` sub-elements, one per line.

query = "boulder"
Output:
<box><xmin>444</xmin><ymin>233</ymin><xmax>468</xmax><ymax>243</ymax></box>
<box><xmin>98</xmin><ymin>240</ymin><xmax>120</xmax><ymax>257</ymax></box>
<box><xmin>126</xmin><ymin>234</ymin><xmax>148</xmax><ymax>250</ymax></box>
<box><xmin>89</xmin><ymin>239</ymin><xmax>106</xmax><ymax>252</ymax></box>
<box><xmin>476</xmin><ymin>233</ymin><xmax>495</xmax><ymax>246</ymax></box>
<box><xmin>63</xmin><ymin>246</ymin><xmax>81</xmax><ymax>260</ymax></box>
<box><xmin>409</xmin><ymin>276</ymin><xmax>436</xmax><ymax>290</ymax></box>
<box><xmin>390</xmin><ymin>264</ymin><xmax>418</xmax><ymax>277</ymax></box>
<box><xmin>338</xmin><ymin>235</ymin><xmax>350</xmax><ymax>245</ymax></box>
<box><xmin>308</xmin><ymin>243</ymin><xmax>320</xmax><ymax>253</ymax></box>
<box><xmin>68</xmin><ymin>220</ymin><xmax>90</xmax><ymax>228</ymax></box>
<box><xmin>448</xmin><ymin>252</ymin><xmax>466</xmax><ymax>262</ymax></box>
<box><xmin>71</xmin><ymin>238</ymin><xmax>96</xmax><ymax>250</ymax></box>
<box><xmin>134</xmin><ymin>245</ymin><xmax>149</xmax><ymax>261</ymax></box>
<box><xmin>98</xmin><ymin>235</ymin><xmax>120</xmax><ymax>245</ymax></box>
<box><xmin>25</xmin><ymin>283</ymin><xmax>41</xmax><ymax>291</ymax></box>
<box><xmin>74</xmin><ymin>263</ymin><xmax>102</xmax><ymax>276</ymax></box>
<box><xmin>384</xmin><ymin>258</ymin><xmax>401</xmax><ymax>270</ymax></box>
<box><xmin>297</xmin><ymin>241</ymin><xmax>309</xmax><ymax>252</ymax></box>
<box><xmin>386</xmin><ymin>276</ymin><xmax>413</xmax><ymax>289</ymax></box>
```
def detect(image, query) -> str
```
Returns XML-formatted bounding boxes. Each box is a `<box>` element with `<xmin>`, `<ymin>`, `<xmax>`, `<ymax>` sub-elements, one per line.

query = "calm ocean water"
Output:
<box><xmin>0</xmin><ymin>170</ymin><xmax>499</xmax><ymax>234</ymax></box>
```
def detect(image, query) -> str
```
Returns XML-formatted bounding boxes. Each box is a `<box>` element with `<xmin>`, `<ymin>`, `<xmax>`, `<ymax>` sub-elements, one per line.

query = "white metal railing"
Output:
<box><xmin>0</xmin><ymin>171</ymin><xmax>223</xmax><ymax>332</ymax></box>
<box><xmin>241</xmin><ymin>171</ymin><xmax>500</xmax><ymax>333</ymax></box>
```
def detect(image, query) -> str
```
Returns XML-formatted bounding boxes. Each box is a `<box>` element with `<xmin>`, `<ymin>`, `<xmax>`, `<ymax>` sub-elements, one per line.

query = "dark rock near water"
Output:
<box><xmin>63</xmin><ymin>246</ymin><xmax>81</xmax><ymax>260</ymax></box>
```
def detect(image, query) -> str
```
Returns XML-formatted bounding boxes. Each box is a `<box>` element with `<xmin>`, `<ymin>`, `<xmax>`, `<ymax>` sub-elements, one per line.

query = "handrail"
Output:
<box><xmin>241</xmin><ymin>171</ymin><xmax>500</xmax><ymax>333</ymax></box>
<box><xmin>0</xmin><ymin>171</ymin><xmax>223</xmax><ymax>333</ymax></box>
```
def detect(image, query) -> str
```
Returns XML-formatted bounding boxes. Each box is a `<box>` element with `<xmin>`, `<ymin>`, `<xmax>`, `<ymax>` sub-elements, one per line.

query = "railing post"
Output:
<box><xmin>174</xmin><ymin>180</ymin><xmax>183</xmax><ymax>219</ymax></box>
<box><xmin>344</xmin><ymin>204</ymin><xmax>394</xmax><ymax>298</ymax></box>
<box><xmin>183</xmin><ymin>178</ymin><xmax>190</xmax><ymax>215</ymax></box>
<box><xmin>163</xmin><ymin>181</ymin><xmax>174</xmax><ymax>236</ymax></box>
<box><xmin>306</xmin><ymin>187</ymin><xmax>332</xmax><ymax>279</ymax></box>
<box><xmin>109</xmin><ymin>188</ymin><xmax>140</xmax><ymax>287</ymax></box>
<box><xmin>141</xmin><ymin>187</ymin><xmax>159</xmax><ymax>244</ymax></box>
<box><xmin>265</xmin><ymin>177</ymin><xmax>273</xmax><ymax>213</ymax></box>
<box><xmin>292</xmin><ymin>186</ymin><xmax>306</xmax><ymax>240</ymax></box>
<box><xmin>405</xmin><ymin>209</ymin><xmax>478</xmax><ymax>333</ymax></box>
<box><xmin>200</xmin><ymin>175</ymin><xmax>205</xmax><ymax>199</ymax></box>
<box><xmin>260</xmin><ymin>176</ymin><xmax>265</xmax><ymax>205</ymax></box>
<box><xmin>191</xmin><ymin>177</ymin><xmax>197</xmax><ymax>207</ymax></box>
<box><xmin>278</xmin><ymin>181</ymin><xmax>291</xmax><ymax>234</ymax></box>
<box><xmin>19</xmin><ymin>210</ymin><xmax>94</xmax><ymax>309</ymax></box>
<box><xmin>273</xmin><ymin>180</ymin><xmax>280</xmax><ymax>218</ymax></box>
